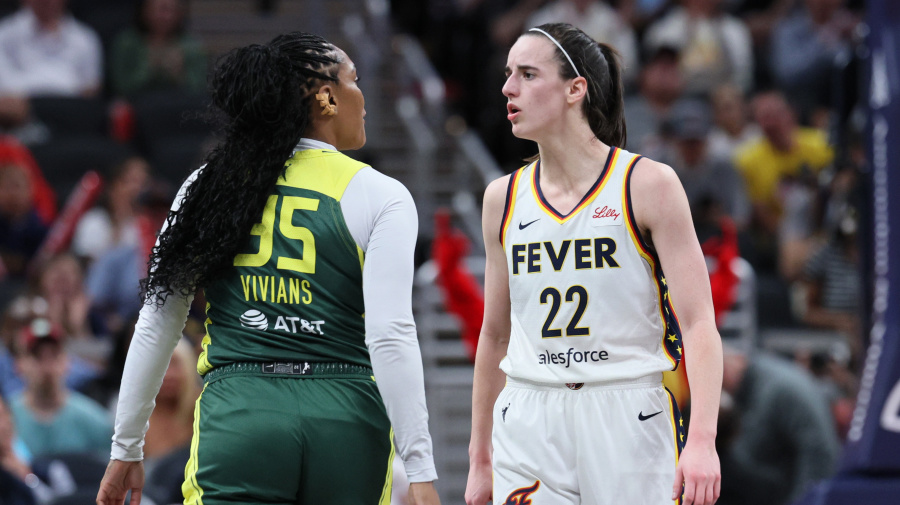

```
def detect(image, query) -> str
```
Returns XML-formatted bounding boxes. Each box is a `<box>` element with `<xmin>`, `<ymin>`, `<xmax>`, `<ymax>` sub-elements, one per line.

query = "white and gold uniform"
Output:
<box><xmin>492</xmin><ymin>147</ymin><xmax>686</xmax><ymax>505</ymax></box>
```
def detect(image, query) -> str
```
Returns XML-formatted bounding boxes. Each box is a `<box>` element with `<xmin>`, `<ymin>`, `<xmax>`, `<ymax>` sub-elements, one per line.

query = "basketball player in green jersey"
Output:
<box><xmin>97</xmin><ymin>32</ymin><xmax>441</xmax><ymax>505</ymax></box>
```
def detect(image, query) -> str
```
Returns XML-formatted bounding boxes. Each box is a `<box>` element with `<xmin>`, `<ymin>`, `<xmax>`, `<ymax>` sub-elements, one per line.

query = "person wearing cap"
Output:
<box><xmin>656</xmin><ymin>98</ymin><xmax>750</xmax><ymax>230</ymax></box>
<box><xmin>8</xmin><ymin>319</ymin><xmax>111</xmax><ymax>459</ymax></box>
<box><xmin>467</xmin><ymin>22</ymin><xmax>721</xmax><ymax>505</ymax></box>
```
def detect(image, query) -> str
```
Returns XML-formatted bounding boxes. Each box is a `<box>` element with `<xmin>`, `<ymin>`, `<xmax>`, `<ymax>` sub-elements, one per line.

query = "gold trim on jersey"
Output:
<box><xmin>198</xmin><ymin>301</ymin><xmax>213</xmax><ymax>375</ymax></box>
<box><xmin>666</xmin><ymin>388</ymin><xmax>683</xmax><ymax>505</ymax></box>
<box><xmin>621</xmin><ymin>155</ymin><xmax>680</xmax><ymax>369</ymax></box>
<box><xmin>530</xmin><ymin>147</ymin><xmax>621</xmax><ymax>224</ymax></box>
<box><xmin>276</xmin><ymin>149</ymin><xmax>368</xmax><ymax>201</ymax></box>
<box><xmin>183</xmin><ymin>383</ymin><xmax>208</xmax><ymax>505</ymax></box>
<box><xmin>378</xmin><ymin>428</ymin><xmax>396</xmax><ymax>505</ymax></box>
<box><xmin>500</xmin><ymin>168</ymin><xmax>526</xmax><ymax>248</ymax></box>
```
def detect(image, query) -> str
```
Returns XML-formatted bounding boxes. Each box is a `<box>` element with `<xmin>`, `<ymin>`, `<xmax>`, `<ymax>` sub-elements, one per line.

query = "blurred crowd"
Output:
<box><xmin>0</xmin><ymin>1</ymin><xmax>874</xmax><ymax>505</ymax></box>
<box><xmin>0</xmin><ymin>0</ymin><xmax>210</xmax><ymax>504</ymax></box>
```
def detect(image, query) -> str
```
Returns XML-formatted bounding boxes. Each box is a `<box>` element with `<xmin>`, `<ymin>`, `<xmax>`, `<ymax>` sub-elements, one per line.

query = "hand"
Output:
<box><xmin>673</xmin><ymin>440</ymin><xmax>720</xmax><ymax>505</ymax></box>
<box><xmin>464</xmin><ymin>461</ymin><xmax>492</xmax><ymax>505</ymax></box>
<box><xmin>408</xmin><ymin>481</ymin><xmax>441</xmax><ymax>505</ymax></box>
<box><xmin>96</xmin><ymin>460</ymin><xmax>144</xmax><ymax>505</ymax></box>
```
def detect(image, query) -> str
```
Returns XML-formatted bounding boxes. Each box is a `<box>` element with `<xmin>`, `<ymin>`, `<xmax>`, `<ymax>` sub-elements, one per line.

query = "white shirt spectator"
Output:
<box><xmin>526</xmin><ymin>0</ymin><xmax>640</xmax><ymax>85</ymax></box>
<box><xmin>644</xmin><ymin>6</ymin><xmax>753</xmax><ymax>95</ymax></box>
<box><xmin>0</xmin><ymin>8</ymin><xmax>102</xmax><ymax>96</ymax></box>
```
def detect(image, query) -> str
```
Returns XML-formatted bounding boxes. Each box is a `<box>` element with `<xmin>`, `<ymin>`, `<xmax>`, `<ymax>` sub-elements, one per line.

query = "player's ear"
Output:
<box><xmin>567</xmin><ymin>76</ymin><xmax>588</xmax><ymax>105</ymax></box>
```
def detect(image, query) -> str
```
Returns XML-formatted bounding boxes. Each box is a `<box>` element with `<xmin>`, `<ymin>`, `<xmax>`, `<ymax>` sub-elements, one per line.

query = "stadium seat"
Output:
<box><xmin>132</xmin><ymin>91</ymin><xmax>213</xmax><ymax>185</ymax></box>
<box><xmin>30</xmin><ymin>136</ymin><xmax>134</xmax><ymax>202</ymax></box>
<box><xmin>30</xmin><ymin>97</ymin><xmax>109</xmax><ymax>138</ymax></box>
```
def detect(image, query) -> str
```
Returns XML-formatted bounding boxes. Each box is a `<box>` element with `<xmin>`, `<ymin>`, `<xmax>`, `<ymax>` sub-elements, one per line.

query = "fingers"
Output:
<box><xmin>96</xmin><ymin>486</ymin><xmax>124</xmax><ymax>505</ymax></box>
<box><xmin>672</xmin><ymin>466</ymin><xmax>683</xmax><ymax>501</ymax></box>
<box><xmin>128</xmin><ymin>489</ymin><xmax>142</xmax><ymax>505</ymax></box>
<box><xmin>682</xmin><ymin>477</ymin><xmax>697</xmax><ymax>505</ymax></box>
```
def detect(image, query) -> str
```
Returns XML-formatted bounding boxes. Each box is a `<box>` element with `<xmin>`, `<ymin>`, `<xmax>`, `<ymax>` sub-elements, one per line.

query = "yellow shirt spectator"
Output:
<box><xmin>734</xmin><ymin>127</ymin><xmax>833</xmax><ymax>214</ymax></box>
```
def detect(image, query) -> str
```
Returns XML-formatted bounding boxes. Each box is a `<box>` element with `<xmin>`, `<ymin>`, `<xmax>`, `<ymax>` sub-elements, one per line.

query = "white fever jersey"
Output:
<box><xmin>499</xmin><ymin>146</ymin><xmax>682</xmax><ymax>384</ymax></box>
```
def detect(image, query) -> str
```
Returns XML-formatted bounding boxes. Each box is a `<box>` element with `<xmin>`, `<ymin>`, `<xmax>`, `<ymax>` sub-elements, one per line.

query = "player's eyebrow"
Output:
<box><xmin>504</xmin><ymin>64</ymin><xmax>539</xmax><ymax>76</ymax></box>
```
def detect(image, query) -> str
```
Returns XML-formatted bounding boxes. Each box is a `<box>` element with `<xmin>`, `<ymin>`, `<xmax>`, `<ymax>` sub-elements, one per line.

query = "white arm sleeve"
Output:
<box><xmin>341</xmin><ymin>168</ymin><xmax>437</xmax><ymax>482</ymax></box>
<box><xmin>110</xmin><ymin>170</ymin><xmax>200</xmax><ymax>461</ymax></box>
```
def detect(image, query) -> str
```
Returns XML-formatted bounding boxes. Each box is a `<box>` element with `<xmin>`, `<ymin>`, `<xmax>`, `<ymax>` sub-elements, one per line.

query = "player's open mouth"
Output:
<box><xmin>507</xmin><ymin>104</ymin><xmax>520</xmax><ymax>121</ymax></box>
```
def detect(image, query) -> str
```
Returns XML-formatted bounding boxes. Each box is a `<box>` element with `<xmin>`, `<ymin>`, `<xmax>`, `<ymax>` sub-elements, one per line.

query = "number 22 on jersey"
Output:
<box><xmin>233</xmin><ymin>194</ymin><xmax>319</xmax><ymax>273</ymax></box>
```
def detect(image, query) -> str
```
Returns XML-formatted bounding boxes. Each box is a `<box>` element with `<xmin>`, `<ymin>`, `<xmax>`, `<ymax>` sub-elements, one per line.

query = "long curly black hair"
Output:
<box><xmin>142</xmin><ymin>32</ymin><xmax>342</xmax><ymax>305</ymax></box>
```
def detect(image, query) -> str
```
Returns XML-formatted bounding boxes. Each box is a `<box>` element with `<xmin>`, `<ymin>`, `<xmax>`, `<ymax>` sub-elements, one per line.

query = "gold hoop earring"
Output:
<box><xmin>315</xmin><ymin>92</ymin><xmax>336</xmax><ymax>116</ymax></box>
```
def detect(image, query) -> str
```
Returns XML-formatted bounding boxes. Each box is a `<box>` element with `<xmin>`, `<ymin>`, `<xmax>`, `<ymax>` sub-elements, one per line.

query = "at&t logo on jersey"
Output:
<box><xmin>238</xmin><ymin>310</ymin><xmax>325</xmax><ymax>335</ymax></box>
<box><xmin>240</xmin><ymin>310</ymin><xmax>268</xmax><ymax>330</ymax></box>
<box><xmin>504</xmin><ymin>480</ymin><xmax>540</xmax><ymax>505</ymax></box>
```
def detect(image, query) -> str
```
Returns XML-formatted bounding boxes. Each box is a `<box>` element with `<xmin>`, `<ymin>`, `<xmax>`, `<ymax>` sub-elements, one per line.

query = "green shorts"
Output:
<box><xmin>182</xmin><ymin>362</ymin><xmax>394</xmax><ymax>505</ymax></box>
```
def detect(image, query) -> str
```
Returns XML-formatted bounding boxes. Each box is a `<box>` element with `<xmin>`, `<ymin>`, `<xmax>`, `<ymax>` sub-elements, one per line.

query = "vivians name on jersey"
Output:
<box><xmin>538</xmin><ymin>347</ymin><xmax>610</xmax><ymax>368</ymax></box>
<box><xmin>240</xmin><ymin>275</ymin><xmax>313</xmax><ymax>305</ymax></box>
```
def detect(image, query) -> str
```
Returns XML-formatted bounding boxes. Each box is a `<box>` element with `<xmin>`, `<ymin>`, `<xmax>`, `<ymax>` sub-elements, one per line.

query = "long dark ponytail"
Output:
<box><xmin>143</xmin><ymin>32</ymin><xmax>342</xmax><ymax>304</ymax></box>
<box><xmin>526</xmin><ymin>23</ymin><xmax>627</xmax><ymax>148</ymax></box>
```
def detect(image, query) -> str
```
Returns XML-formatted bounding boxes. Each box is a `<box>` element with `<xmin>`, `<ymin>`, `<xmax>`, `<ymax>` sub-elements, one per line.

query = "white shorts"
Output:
<box><xmin>492</xmin><ymin>374</ymin><xmax>684</xmax><ymax>505</ymax></box>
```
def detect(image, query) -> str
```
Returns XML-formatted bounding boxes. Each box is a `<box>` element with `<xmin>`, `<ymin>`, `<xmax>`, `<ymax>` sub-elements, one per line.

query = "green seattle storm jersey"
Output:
<box><xmin>198</xmin><ymin>149</ymin><xmax>370</xmax><ymax>375</ymax></box>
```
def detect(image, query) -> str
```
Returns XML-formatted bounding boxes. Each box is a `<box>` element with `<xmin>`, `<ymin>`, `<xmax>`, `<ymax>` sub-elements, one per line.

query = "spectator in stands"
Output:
<box><xmin>0</xmin><ymin>0</ymin><xmax>103</xmax><ymax>132</ymax></box>
<box><xmin>643</xmin><ymin>0</ymin><xmax>754</xmax><ymax>96</ymax></box>
<box><xmin>0</xmin><ymin>393</ymin><xmax>35</xmax><ymax>505</ymax></box>
<box><xmin>708</xmin><ymin>83</ymin><xmax>761</xmax><ymax>161</ymax></box>
<box><xmin>111</xmin><ymin>0</ymin><xmax>207</xmax><ymax>98</ymax></box>
<box><xmin>35</xmin><ymin>254</ymin><xmax>93</xmax><ymax>340</ymax></box>
<box><xmin>71</xmin><ymin>157</ymin><xmax>150</xmax><ymax>263</ymax></box>
<box><xmin>0</xmin><ymin>137</ymin><xmax>55</xmax><ymax>226</ymax></box>
<box><xmin>142</xmin><ymin>338</ymin><xmax>198</xmax><ymax>459</ymax></box>
<box><xmin>770</xmin><ymin>0</ymin><xmax>858</xmax><ymax>121</ymax></box>
<box><xmin>86</xmin><ymin>180</ymin><xmax>174</xmax><ymax>337</ymax></box>
<box><xmin>9</xmin><ymin>319</ymin><xmax>112</xmax><ymax>459</ymax></box>
<box><xmin>798</xmin><ymin>201</ymin><xmax>861</xmax><ymax>358</ymax></box>
<box><xmin>734</xmin><ymin>90</ymin><xmax>833</xmax><ymax>274</ymax></box>
<box><xmin>526</xmin><ymin>0</ymin><xmax>640</xmax><ymax>86</ymax></box>
<box><xmin>656</xmin><ymin>98</ymin><xmax>750</xmax><ymax>228</ymax></box>
<box><xmin>624</xmin><ymin>46</ymin><xmax>685</xmax><ymax>154</ymax></box>
<box><xmin>719</xmin><ymin>344</ymin><xmax>841</xmax><ymax>505</ymax></box>
<box><xmin>141</xmin><ymin>338</ymin><xmax>199</xmax><ymax>503</ymax></box>
<box><xmin>0</xmin><ymin>162</ymin><xmax>48</xmax><ymax>278</ymax></box>
<box><xmin>0</xmin><ymin>392</ymin><xmax>31</xmax><ymax>480</ymax></box>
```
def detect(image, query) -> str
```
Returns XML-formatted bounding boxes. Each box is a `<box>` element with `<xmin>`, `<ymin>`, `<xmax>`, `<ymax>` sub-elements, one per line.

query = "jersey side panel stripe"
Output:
<box><xmin>621</xmin><ymin>156</ymin><xmax>681</xmax><ymax>369</ymax></box>
<box><xmin>183</xmin><ymin>383</ymin><xmax>208</xmax><ymax>505</ymax></box>
<box><xmin>500</xmin><ymin>168</ymin><xmax>524</xmax><ymax>247</ymax></box>
<box><xmin>666</xmin><ymin>387</ymin><xmax>684</xmax><ymax>505</ymax></box>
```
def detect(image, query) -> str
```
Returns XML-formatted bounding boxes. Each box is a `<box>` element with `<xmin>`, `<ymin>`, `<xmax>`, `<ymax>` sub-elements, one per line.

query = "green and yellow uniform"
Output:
<box><xmin>184</xmin><ymin>149</ymin><xmax>393</xmax><ymax>505</ymax></box>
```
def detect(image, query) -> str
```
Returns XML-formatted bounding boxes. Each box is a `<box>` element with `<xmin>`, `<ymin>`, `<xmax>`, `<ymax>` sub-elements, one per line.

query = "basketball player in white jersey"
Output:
<box><xmin>465</xmin><ymin>23</ymin><xmax>722</xmax><ymax>505</ymax></box>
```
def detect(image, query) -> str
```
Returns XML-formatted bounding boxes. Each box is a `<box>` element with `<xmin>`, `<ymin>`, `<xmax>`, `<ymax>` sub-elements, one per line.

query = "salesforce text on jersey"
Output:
<box><xmin>538</xmin><ymin>348</ymin><xmax>610</xmax><ymax>368</ymax></box>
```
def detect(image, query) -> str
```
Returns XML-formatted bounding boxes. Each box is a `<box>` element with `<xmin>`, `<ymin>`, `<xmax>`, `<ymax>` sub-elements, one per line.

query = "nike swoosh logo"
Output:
<box><xmin>518</xmin><ymin>219</ymin><xmax>539</xmax><ymax>230</ymax></box>
<box><xmin>638</xmin><ymin>411</ymin><xmax>663</xmax><ymax>421</ymax></box>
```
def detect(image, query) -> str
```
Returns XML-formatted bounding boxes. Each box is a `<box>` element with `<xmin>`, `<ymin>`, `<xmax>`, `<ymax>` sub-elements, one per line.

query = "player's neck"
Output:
<box><xmin>536</xmin><ymin>132</ymin><xmax>611</xmax><ymax>192</ymax></box>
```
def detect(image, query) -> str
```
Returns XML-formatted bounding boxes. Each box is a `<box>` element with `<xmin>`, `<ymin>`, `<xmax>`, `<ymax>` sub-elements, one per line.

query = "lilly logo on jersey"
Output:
<box><xmin>238</xmin><ymin>310</ymin><xmax>326</xmax><ymax>335</ymax></box>
<box><xmin>504</xmin><ymin>480</ymin><xmax>540</xmax><ymax>505</ymax></box>
<box><xmin>591</xmin><ymin>205</ymin><xmax>621</xmax><ymax>226</ymax></box>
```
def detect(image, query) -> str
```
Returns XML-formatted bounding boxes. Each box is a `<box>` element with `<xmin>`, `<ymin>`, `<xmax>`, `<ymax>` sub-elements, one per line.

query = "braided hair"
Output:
<box><xmin>143</xmin><ymin>32</ymin><xmax>342</xmax><ymax>304</ymax></box>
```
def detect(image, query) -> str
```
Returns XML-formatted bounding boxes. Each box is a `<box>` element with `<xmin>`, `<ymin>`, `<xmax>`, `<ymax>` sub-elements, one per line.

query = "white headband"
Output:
<box><xmin>528</xmin><ymin>28</ymin><xmax>590</xmax><ymax>102</ymax></box>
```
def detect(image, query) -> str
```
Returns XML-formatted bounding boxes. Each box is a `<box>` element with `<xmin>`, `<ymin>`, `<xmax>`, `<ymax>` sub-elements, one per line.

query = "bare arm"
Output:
<box><xmin>465</xmin><ymin>176</ymin><xmax>512</xmax><ymax>505</ymax></box>
<box><xmin>632</xmin><ymin>159</ymin><xmax>722</xmax><ymax>505</ymax></box>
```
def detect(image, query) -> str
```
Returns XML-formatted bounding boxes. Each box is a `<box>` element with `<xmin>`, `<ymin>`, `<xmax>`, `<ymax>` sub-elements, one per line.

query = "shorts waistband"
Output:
<box><xmin>202</xmin><ymin>361</ymin><xmax>374</xmax><ymax>384</ymax></box>
<box><xmin>506</xmin><ymin>373</ymin><xmax>663</xmax><ymax>391</ymax></box>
